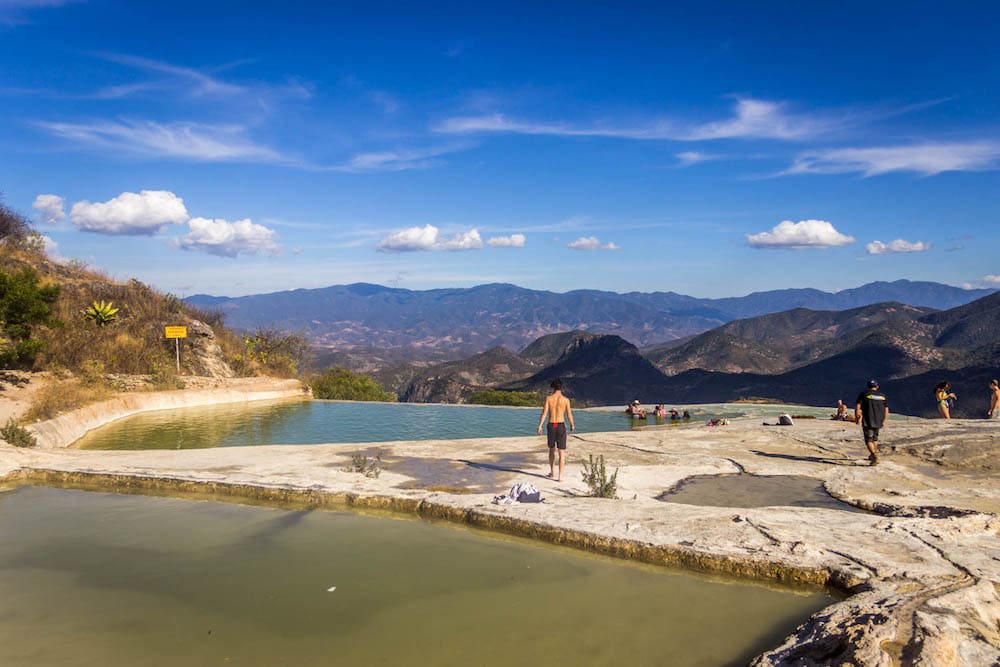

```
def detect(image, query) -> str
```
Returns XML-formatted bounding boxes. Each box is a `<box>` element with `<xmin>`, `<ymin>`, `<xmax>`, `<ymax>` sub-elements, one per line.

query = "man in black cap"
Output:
<box><xmin>855</xmin><ymin>379</ymin><xmax>889</xmax><ymax>465</ymax></box>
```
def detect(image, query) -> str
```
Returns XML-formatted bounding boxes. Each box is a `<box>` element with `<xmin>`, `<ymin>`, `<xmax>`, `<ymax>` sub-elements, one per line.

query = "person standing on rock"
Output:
<box><xmin>538</xmin><ymin>378</ymin><xmax>574</xmax><ymax>481</ymax></box>
<box><xmin>988</xmin><ymin>379</ymin><xmax>1000</xmax><ymax>419</ymax></box>
<box><xmin>855</xmin><ymin>379</ymin><xmax>889</xmax><ymax>466</ymax></box>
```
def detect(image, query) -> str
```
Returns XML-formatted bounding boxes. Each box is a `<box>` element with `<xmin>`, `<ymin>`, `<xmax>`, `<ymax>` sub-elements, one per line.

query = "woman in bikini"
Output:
<box><xmin>934</xmin><ymin>381</ymin><xmax>957</xmax><ymax>419</ymax></box>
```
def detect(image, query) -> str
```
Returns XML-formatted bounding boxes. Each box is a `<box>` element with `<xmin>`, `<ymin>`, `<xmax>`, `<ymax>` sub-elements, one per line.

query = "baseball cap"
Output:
<box><xmin>867</xmin><ymin>379</ymin><xmax>879</xmax><ymax>388</ymax></box>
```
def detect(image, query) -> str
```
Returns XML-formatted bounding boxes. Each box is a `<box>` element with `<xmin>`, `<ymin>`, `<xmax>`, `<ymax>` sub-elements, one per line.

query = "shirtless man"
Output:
<box><xmin>537</xmin><ymin>378</ymin><xmax>574</xmax><ymax>481</ymax></box>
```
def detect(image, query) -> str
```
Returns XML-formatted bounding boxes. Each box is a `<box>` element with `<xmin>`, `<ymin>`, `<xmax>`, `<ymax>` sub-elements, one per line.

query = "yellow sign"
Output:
<box><xmin>164</xmin><ymin>326</ymin><xmax>187</xmax><ymax>339</ymax></box>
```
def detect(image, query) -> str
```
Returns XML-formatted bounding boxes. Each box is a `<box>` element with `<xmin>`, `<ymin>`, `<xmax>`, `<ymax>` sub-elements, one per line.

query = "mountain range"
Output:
<box><xmin>188</xmin><ymin>280</ymin><xmax>994</xmax><ymax>356</ymax></box>
<box><xmin>396</xmin><ymin>291</ymin><xmax>1000</xmax><ymax>417</ymax></box>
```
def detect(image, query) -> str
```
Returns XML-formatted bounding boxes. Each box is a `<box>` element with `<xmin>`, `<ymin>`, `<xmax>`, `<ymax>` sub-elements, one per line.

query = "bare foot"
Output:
<box><xmin>556</xmin><ymin>477</ymin><xmax>562</xmax><ymax>482</ymax></box>
<box><xmin>545</xmin><ymin>472</ymin><xmax>554</xmax><ymax>479</ymax></box>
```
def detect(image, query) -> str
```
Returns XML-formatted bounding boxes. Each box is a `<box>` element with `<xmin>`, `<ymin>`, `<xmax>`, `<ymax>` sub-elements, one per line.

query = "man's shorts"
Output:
<box><xmin>863</xmin><ymin>426</ymin><xmax>880</xmax><ymax>444</ymax></box>
<box><xmin>547</xmin><ymin>422</ymin><xmax>567</xmax><ymax>450</ymax></box>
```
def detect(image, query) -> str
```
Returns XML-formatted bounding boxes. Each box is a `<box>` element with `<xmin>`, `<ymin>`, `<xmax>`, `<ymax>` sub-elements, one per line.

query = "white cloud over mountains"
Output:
<box><xmin>32</xmin><ymin>194</ymin><xmax>65</xmax><ymax>222</ymax></box>
<box><xmin>177</xmin><ymin>217</ymin><xmax>280</xmax><ymax>257</ymax></box>
<box><xmin>69</xmin><ymin>190</ymin><xmax>188</xmax><ymax>235</ymax></box>
<box><xmin>487</xmin><ymin>233</ymin><xmax>526</xmax><ymax>248</ymax></box>
<box><xmin>376</xmin><ymin>225</ymin><xmax>486</xmax><ymax>252</ymax></box>
<box><xmin>866</xmin><ymin>239</ymin><xmax>931</xmax><ymax>255</ymax></box>
<box><xmin>567</xmin><ymin>236</ymin><xmax>620</xmax><ymax>251</ymax></box>
<box><xmin>42</xmin><ymin>188</ymin><xmax>281</xmax><ymax>258</ymax></box>
<box><xmin>747</xmin><ymin>220</ymin><xmax>855</xmax><ymax>250</ymax></box>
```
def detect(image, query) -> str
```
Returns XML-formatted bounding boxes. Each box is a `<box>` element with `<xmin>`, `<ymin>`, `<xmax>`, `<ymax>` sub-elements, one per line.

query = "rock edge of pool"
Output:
<box><xmin>2</xmin><ymin>385</ymin><xmax>999</xmax><ymax>666</ymax></box>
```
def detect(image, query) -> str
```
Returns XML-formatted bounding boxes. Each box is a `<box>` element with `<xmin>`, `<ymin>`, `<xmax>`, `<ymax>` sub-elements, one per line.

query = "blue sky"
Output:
<box><xmin>1</xmin><ymin>1</ymin><xmax>998</xmax><ymax>297</ymax></box>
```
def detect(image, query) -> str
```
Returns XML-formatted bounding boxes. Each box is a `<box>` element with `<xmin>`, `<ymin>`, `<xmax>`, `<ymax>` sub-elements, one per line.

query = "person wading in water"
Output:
<box><xmin>538</xmin><ymin>378</ymin><xmax>575</xmax><ymax>481</ymax></box>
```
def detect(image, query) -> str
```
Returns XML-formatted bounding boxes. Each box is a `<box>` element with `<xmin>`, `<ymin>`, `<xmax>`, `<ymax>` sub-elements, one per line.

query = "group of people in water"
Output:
<box><xmin>626</xmin><ymin>400</ymin><xmax>690</xmax><ymax>421</ymax></box>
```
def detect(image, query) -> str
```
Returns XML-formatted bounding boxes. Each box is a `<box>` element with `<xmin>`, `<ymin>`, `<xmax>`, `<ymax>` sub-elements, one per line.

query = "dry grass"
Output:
<box><xmin>0</xmin><ymin>244</ymin><xmax>247</xmax><ymax>376</ymax></box>
<box><xmin>23</xmin><ymin>377</ymin><xmax>115</xmax><ymax>422</ymax></box>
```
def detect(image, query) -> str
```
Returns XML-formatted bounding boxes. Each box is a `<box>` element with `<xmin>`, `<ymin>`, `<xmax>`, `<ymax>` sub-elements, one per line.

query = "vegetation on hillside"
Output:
<box><xmin>232</xmin><ymin>327</ymin><xmax>311</xmax><ymax>378</ymax></box>
<box><xmin>0</xmin><ymin>267</ymin><xmax>60</xmax><ymax>367</ymax></box>
<box><xmin>467</xmin><ymin>388</ymin><xmax>541</xmax><ymax>406</ymax></box>
<box><xmin>310</xmin><ymin>367</ymin><xmax>396</xmax><ymax>401</ymax></box>
<box><xmin>0</xmin><ymin>198</ymin><xmax>312</xmax><ymax>422</ymax></box>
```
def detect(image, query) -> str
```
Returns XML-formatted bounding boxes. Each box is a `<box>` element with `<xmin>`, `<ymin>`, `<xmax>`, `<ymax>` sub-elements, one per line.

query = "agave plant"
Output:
<box><xmin>83</xmin><ymin>300</ymin><xmax>120</xmax><ymax>327</ymax></box>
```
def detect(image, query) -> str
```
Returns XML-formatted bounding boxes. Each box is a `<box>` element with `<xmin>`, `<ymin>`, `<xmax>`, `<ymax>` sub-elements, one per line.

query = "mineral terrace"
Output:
<box><xmin>1</xmin><ymin>389</ymin><xmax>998</xmax><ymax>666</ymax></box>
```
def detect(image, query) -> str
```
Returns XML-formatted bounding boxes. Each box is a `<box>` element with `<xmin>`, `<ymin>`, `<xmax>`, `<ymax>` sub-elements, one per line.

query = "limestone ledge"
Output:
<box><xmin>26</xmin><ymin>377</ymin><xmax>309</xmax><ymax>449</ymax></box>
<box><xmin>1</xmin><ymin>416</ymin><xmax>998</xmax><ymax>665</ymax></box>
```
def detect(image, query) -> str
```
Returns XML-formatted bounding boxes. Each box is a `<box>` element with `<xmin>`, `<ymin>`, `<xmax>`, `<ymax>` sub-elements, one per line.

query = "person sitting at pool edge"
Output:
<box><xmin>538</xmin><ymin>378</ymin><xmax>575</xmax><ymax>481</ymax></box>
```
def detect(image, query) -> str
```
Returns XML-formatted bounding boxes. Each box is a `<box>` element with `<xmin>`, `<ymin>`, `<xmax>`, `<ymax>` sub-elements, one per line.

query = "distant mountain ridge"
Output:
<box><xmin>186</xmin><ymin>279</ymin><xmax>994</xmax><ymax>356</ymax></box>
<box><xmin>395</xmin><ymin>292</ymin><xmax>1000</xmax><ymax>416</ymax></box>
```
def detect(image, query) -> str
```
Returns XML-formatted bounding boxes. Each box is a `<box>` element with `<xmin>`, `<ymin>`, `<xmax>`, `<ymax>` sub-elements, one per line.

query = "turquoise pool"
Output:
<box><xmin>76</xmin><ymin>400</ymin><xmax>838</xmax><ymax>450</ymax></box>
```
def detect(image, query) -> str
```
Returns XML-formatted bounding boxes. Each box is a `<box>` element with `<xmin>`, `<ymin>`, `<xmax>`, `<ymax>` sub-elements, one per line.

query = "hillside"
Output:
<box><xmin>502</xmin><ymin>334</ymin><xmax>669</xmax><ymax>406</ymax></box>
<box><xmin>187</xmin><ymin>279</ymin><xmax>994</xmax><ymax>359</ymax></box>
<box><xmin>647</xmin><ymin>302</ymin><xmax>936</xmax><ymax>376</ymax></box>
<box><xmin>399</xmin><ymin>346</ymin><xmax>538</xmax><ymax>403</ymax></box>
<box><xmin>396</xmin><ymin>291</ymin><xmax>1000</xmax><ymax>415</ymax></box>
<box><xmin>0</xmin><ymin>203</ymin><xmax>301</xmax><ymax>400</ymax></box>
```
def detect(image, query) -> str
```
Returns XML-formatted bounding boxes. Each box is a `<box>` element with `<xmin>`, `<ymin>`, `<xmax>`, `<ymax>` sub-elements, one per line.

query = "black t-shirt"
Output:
<box><xmin>855</xmin><ymin>390</ymin><xmax>889</xmax><ymax>428</ymax></box>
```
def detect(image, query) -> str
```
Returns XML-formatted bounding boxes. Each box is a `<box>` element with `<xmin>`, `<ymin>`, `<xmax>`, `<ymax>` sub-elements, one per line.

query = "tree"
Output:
<box><xmin>310</xmin><ymin>367</ymin><xmax>396</xmax><ymax>401</ymax></box>
<box><xmin>0</xmin><ymin>199</ymin><xmax>32</xmax><ymax>244</ymax></box>
<box><xmin>0</xmin><ymin>268</ymin><xmax>60</xmax><ymax>367</ymax></box>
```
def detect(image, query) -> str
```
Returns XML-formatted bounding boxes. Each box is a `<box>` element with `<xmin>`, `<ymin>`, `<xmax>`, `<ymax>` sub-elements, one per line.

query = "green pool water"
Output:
<box><xmin>0</xmin><ymin>486</ymin><xmax>833</xmax><ymax>666</ymax></box>
<box><xmin>75</xmin><ymin>400</ymin><xmax>833</xmax><ymax>450</ymax></box>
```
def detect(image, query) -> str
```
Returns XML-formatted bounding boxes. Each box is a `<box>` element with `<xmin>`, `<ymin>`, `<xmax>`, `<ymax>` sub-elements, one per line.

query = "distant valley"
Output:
<box><xmin>187</xmin><ymin>280</ymin><xmax>999</xmax><ymax>417</ymax></box>
<box><xmin>188</xmin><ymin>279</ymin><xmax>994</xmax><ymax>356</ymax></box>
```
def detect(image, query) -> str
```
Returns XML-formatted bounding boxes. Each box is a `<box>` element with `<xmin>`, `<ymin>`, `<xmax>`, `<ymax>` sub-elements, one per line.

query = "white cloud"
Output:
<box><xmin>675</xmin><ymin>151</ymin><xmax>716</xmax><ymax>167</ymax></box>
<box><xmin>177</xmin><ymin>217</ymin><xmax>280</xmax><ymax>257</ymax></box>
<box><xmin>439</xmin><ymin>229</ymin><xmax>483</xmax><ymax>251</ymax></box>
<box><xmin>784</xmin><ymin>142</ymin><xmax>1000</xmax><ymax>177</ymax></box>
<box><xmin>376</xmin><ymin>224</ymin><xmax>484</xmax><ymax>253</ymax></box>
<box><xmin>980</xmin><ymin>275</ymin><xmax>1000</xmax><ymax>286</ymax></box>
<box><xmin>435</xmin><ymin>97</ymin><xmax>838</xmax><ymax>142</ymax></box>
<box><xmin>866</xmin><ymin>239</ymin><xmax>932</xmax><ymax>255</ymax></box>
<box><xmin>567</xmin><ymin>236</ymin><xmax>621</xmax><ymax>251</ymax></box>
<box><xmin>746</xmin><ymin>220</ymin><xmax>856</xmax><ymax>250</ymax></box>
<box><xmin>37</xmin><ymin>119</ymin><xmax>293</xmax><ymax>164</ymax></box>
<box><xmin>89</xmin><ymin>53</ymin><xmax>313</xmax><ymax>104</ymax></box>
<box><xmin>32</xmin><ymin>194</ymin><xmax>65</xmax><ymax>222</ymax></box>
<box><xmin>336</xmin><ymin>145</ymin><xmax>469</xmax><ymax>172</ymax></box>
<box><xmin>96</xmin><ymin>53</ymin><xmax>247</xmax><ymax>98</ymax></box>
<box><xmin>486</xmin><ymin>233</ymin><xmax>526</xmax><ymax>248</ymax></box>
<box><xmin>69</xmin><ymin>190</ymin><xmax>188</xmax><ymax>235</ymax></box>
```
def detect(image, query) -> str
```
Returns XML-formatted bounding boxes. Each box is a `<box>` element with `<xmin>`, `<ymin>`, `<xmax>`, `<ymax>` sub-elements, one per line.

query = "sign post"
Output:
<box><xmin>164</xmin><ymin>326</ymin><xmax>188</xmax><ymax>373</ymax></box>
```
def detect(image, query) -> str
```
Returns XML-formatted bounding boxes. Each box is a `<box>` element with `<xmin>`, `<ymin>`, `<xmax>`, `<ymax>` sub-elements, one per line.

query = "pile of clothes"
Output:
<box><xmin>492</xmin><ymin>482</ymin><xmax>543</xmax><ymax>505</ymax></box>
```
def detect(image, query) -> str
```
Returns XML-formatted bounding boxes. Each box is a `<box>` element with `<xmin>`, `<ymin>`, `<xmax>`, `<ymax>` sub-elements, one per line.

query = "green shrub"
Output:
<box><xmin>343</xmin><ymin>450</ymin><xmax>382</xmax><ymax>478</ymax></box>
<box><xmin>1</xmin><ymin>418</ymin><xmax>36</xmax><ymax>448</ymax></box>
<box><xmin>310</xmin><ymin>367</ymin><xmax>396</xmax><ymax>401</ymax></box>
<box><xmin>232</xmin><ymin>327</ymin><xmax>311</xmax><ymax>378</ymax></box>
<box><xmin>581</xmin><ymin>454</ymin><xmax>618</xmax><ymax>498</ymax></box>
<box><xmin>468</xmin><ymin>389</ymin><xmax>542</xmax><ymax>406</ymax></box>
<box><xmin>0</xmin><ymin>267</ymin><xmax>60</xmax><ymax>368</ymax></box>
